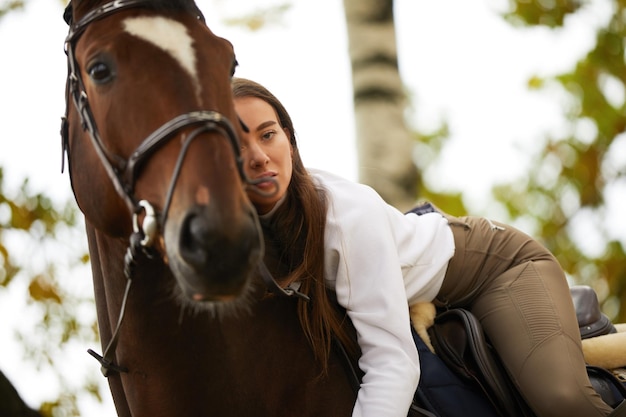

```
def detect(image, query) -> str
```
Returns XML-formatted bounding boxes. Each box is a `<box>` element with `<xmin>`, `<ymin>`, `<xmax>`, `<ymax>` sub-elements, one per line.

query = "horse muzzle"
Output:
<box><xmin>164</xmin><ymin>203</ymin><xmax>263</xmax><ymax>303</ymax></box>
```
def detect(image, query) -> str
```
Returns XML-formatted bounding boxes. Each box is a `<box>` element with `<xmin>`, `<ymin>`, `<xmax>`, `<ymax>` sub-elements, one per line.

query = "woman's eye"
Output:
<box><xmin>261</xmin><ymin>131</ymin><xmax>275</xmax><ymax>141</ymax></box>
<box><xmin>87</xmin><ymin>62</ymin><xmax>113</xmax><ymax>84</ymax></box>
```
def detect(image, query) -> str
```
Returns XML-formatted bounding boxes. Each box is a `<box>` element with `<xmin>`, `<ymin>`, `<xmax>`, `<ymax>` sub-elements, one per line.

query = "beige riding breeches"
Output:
<box><xmin>436</xmin><ymin>216</ymin><xmax>613</xmax><ymax>417</ymax></box>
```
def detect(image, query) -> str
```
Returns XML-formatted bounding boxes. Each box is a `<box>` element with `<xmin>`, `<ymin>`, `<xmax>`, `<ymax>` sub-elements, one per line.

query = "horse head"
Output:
<box><xmin>62</xmin><ymin>0</ymin><xmax>264</xmax><ymax>306</ymax></box>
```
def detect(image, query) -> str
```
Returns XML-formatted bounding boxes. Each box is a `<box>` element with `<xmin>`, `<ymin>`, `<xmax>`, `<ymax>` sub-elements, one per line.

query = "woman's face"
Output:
<box><xmin>234</xmin><ymin>96</ymin><xmax>293</xmax><ymax>215</ymax></box>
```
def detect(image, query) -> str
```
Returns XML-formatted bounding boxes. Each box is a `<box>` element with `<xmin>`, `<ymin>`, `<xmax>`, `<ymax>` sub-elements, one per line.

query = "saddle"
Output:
<box><xmin>425</xmin><ymin>287</ymin><xmax>626</xmax><ymax>416</ymax></box>
<box><xmin>405</xmin><ymin>203</ymin><xmax>625</xmax><ymax>416</ymax></box>
<box><xmin>427</xmin><ymin>308</ymin><xmax>533</xmax><ymax>417</ymax></box>
<box><xmin>571</xmin><ymin>284</ymin><xmax>616</xmax><ymax>338</ymax></box>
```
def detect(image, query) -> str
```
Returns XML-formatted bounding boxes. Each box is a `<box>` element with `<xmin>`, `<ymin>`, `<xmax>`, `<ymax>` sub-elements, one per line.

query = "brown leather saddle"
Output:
<box><xmin>571</xmin><ymin>285</ymin><xmax>616</xmax><ymax>338</ymax></box>
<box><xmin>427</xmin><ymin>285</ymin><xmax>623</xmax><ymax>417</ymax></box>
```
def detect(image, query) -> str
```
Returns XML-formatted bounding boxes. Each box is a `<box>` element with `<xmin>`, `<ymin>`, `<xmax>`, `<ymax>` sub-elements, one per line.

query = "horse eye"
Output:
<box><xmin>230</xmin><ymin>58</ymin><xmax>238</xmax><ymax>77</ymax></box>
<box><xmin>87</xmin><ymin>62</ymin><xmax>113</xmax><ymax>84</ymax></box>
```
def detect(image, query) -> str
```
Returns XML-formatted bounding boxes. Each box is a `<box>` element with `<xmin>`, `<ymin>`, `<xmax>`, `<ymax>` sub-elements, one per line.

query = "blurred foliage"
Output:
<box><xmin>503</xmin><ymin>0</ymin><xmax>583</xmax><ymax>27</ymax></box>
<box><xmin>0</xmin><ymin>168</ymin><xmax>98</xmax><ymax>417</ymax></box>
<box><xmin>0</xmin><ymin>169</ymin><xmax>79</xmax><ymax>287</ymax></box>
<box><xmin>492</xmin><ymin>0</ymin><xmax>626</xmax><ymax>321</ymax></box>
<box><xmin>412</xmin><ymin>121</ymin><xmax>471</xmax><ymax>216</ymax></box>
<box><xmin>415</xmin><ymin>0</ymin><xmax>625</xmax><ymax>322</ymax></box>
<box><xmin>222</xmin><ymin>2</ymin><xmax>291</xmax><ymax>31</ymax></box>
<box><xmin>0</xmin><ymin>0</ymin><xmax>24</xmax><ymax>20</ymax></box>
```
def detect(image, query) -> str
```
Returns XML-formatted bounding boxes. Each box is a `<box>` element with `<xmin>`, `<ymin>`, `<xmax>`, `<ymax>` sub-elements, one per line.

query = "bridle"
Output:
<box><xmin>61</xmin><ymin>0</ymin><xmax>247</xmax><ymax>231</ymax></box>
<box><xmin>61</xmin><ymin>0</ymin><xmax>308</xmax><ymax>377</ymax></box>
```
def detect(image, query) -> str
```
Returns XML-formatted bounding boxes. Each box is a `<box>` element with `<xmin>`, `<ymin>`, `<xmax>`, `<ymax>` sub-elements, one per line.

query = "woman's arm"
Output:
<box><xmin>322</xmin><ymin>174</ymin><xmax>420</xmax><ymax>417</ymax></box>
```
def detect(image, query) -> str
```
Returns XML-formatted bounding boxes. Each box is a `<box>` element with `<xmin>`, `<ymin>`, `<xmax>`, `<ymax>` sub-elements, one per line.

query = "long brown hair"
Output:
<box><xmin>232</xmin><ymin>78</ymin><xmax>357</xmax><ymax>371</ymax></box>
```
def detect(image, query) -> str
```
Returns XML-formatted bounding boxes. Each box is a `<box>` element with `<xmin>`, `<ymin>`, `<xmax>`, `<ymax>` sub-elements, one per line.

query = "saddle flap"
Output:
<box><xmin>587</xmin><ymin>365</ymin><xmax>626</xmax><ymax>408</ymax></box>
<box><xmin>428</xmin><ymin>309</ymin><xmax>533</xmax><ymax>417</ymax></box>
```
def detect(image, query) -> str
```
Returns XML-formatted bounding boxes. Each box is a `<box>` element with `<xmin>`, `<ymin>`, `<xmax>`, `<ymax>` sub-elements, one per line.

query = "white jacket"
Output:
<box><xmin>311</xmin><ymin>169</ymin><xmax>455</xmax><ymax>417</ymax></box>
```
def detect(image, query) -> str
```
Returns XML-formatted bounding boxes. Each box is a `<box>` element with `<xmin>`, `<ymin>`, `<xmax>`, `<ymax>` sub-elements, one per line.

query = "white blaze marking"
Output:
<box><xmin>123</xmin><ymin>16</ymin><xmax>201</xmax><ymax>101</ymax></box>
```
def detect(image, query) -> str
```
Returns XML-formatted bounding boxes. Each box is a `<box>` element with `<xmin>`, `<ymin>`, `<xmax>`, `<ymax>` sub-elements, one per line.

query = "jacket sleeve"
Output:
<box><xmin>323</xmin><ymin>180</ymin><xmax>420</xmax><ymax>417</ymax></box>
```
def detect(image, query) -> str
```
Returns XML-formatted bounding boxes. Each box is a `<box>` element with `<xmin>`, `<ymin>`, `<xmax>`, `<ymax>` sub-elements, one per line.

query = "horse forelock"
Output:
<box><xmin>123</xmin><ymin>16</ymin><xmax>202</xmax><ymax>103</ymax></box>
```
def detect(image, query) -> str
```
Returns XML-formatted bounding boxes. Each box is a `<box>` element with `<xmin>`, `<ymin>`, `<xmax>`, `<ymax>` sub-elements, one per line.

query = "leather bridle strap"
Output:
<box><xmin>126</xmin><ymin>112</ymin><xmax>247</xmax><ymax>226</ymax></box>
<box><xmin>62</xmin><ymin>3</ymin><xmax>271</xmax><ymax>220</ymax></box>
<box><xmin>64</xmin><ymin>44</ymin><xmax>247</xmax><ymax>216</ymax></box>
<box><xmin>87</xmin><ymin>276</ymin><xmax>132</xmax><ymax>376</ymax></box>
<box><xmin>258</xmin><ymin>262</ymin><xmax>310</xmax><ymax>301</ymax></box>
<box><xmin>87</xmin><ymin>230</ymin><xmax>151</xmax><ymax>377</ymax></box>
<box><xmin>62</xmin><ymin>0</ymin><xmax>237</xmax><ymax>215</ymax></box>
<box><xmin>65</xmin><ymin>0</ymin><xmax>157</xmax><ymax>40</ymax></box>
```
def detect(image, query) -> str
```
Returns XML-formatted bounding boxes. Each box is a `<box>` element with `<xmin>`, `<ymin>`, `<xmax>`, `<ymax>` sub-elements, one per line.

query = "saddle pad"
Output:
<box><xmin>412</xmin><ymin>324</ymin><xmax>500</xmax><ymax>417</ymax></box>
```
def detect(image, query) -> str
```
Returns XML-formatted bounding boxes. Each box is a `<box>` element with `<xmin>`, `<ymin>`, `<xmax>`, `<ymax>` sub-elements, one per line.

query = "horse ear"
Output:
<box><xmin>63</xmin><ymin>2</ymin><xmax>73</xmax><ymax>25</ymax></box>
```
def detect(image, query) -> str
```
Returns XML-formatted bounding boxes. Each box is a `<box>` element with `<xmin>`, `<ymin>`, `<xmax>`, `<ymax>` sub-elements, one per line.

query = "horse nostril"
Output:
<box><xmin>179</xmin><ymin>213</ymin><xmax>211</xmax><ymax>267</ymax></box>
<box><xmin>169</xmin><ymin>207</ymin><xmax>263</xmax><ymax>299</ymax></box>
<box><xmin>178</xmin><ymin>209</ymin><xmax>261</xmax><ymax>276</ymax></box>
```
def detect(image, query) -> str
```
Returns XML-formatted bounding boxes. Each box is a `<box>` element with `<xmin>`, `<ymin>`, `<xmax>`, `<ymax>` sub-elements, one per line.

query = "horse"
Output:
<box><xmin>61</xmin><ymin>0</ymin><xmax>358</xmax><ymax>415</ymax></box>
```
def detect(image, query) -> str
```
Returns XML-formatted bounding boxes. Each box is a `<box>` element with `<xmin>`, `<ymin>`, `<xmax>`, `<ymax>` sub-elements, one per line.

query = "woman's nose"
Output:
<box><xmin>246</xmin><ymin>144</ymin><xmax>269</xmax><ymax>168</ymax></box>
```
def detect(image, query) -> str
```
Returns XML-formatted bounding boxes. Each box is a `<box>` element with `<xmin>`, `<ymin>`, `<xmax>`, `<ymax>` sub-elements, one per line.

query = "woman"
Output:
<box><xmin>231</xmin><ymin>77</ymin><xmax>623</xmax><ymax>417</ymax></box>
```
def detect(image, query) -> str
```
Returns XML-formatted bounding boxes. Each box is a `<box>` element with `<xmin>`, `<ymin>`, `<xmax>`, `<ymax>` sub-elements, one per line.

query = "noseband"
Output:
<box><xmin>62</xmin><ymin>0</ymin><xmax>307</xmax><ymax>377</ymax></box>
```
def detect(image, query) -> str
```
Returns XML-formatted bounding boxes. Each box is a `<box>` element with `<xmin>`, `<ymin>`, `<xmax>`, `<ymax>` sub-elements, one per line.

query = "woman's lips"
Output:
<box><xmin>255</xmin><ymin>173</ymin><xmax>277</xmax><ymax>189</ymax></box>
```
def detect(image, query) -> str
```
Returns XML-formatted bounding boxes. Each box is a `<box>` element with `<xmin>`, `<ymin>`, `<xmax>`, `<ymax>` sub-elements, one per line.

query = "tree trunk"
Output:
<box><xmin>342</xmin><ymin>0</ymin><xmax>418</xmax><ymax>211</ymax></box>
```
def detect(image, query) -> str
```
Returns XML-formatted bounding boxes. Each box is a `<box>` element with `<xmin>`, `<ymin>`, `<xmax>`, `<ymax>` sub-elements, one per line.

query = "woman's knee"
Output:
<box><xmin>516</xmin><ymin>336</ymin><xmax>611</xmax><ymax>417</ymax></box>
<box><xmin>526</xmin><ymin>384</ymin><xmax>608</xmax><ymax>417</ymax></box>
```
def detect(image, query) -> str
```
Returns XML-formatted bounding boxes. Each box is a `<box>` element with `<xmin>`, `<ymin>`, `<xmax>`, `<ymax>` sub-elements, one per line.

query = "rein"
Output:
<box><xmin>62</xmin><ymin>0</ymin><xmax>308</xmax><ymax>377</ymax></box>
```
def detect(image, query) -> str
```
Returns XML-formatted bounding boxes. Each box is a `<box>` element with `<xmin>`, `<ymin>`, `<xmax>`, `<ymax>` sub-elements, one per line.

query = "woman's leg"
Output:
<box><xmin>473</xmin><ymin>258</ymin><xmax>611</xmax><ymax>417</ymax></box>
<box><xmin>440</xmin><ymin>217</ymin><xmax>613</xmax><ymax>417</ymax></box>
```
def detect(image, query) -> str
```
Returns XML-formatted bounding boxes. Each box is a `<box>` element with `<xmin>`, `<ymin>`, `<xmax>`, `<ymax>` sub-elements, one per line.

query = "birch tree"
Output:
<box><xmin>342</xmin><ymin>0</ymin><xmax>418</xmax><ymax>211</ymax></box>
